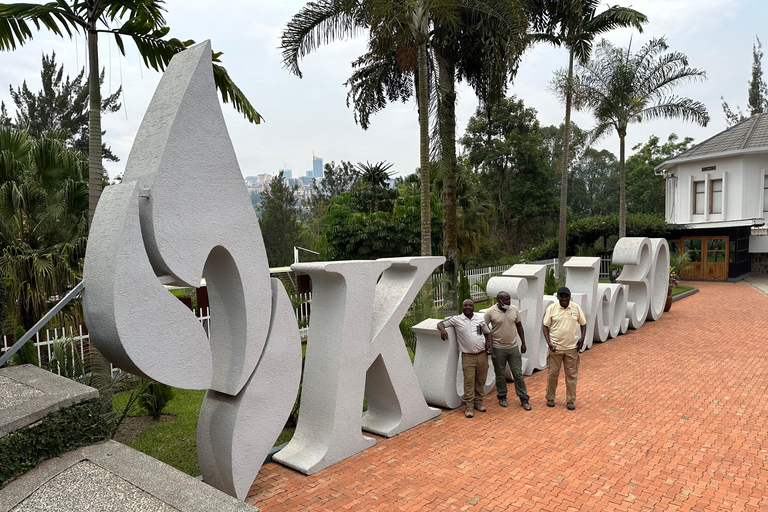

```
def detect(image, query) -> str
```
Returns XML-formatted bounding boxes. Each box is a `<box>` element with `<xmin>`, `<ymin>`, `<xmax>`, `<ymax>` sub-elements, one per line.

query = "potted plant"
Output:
<box><xmin>666</xmin><ymin>250</ymin><xmax>691</xmax><ymax>311</ymax></box>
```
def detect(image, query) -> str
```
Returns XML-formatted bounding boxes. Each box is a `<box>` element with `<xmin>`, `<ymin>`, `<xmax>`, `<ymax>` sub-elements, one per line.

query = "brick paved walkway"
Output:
<box><xmin>247</xmin><ymin>282</ymin><xmax>768</xmax><ymax>511</ymax></box>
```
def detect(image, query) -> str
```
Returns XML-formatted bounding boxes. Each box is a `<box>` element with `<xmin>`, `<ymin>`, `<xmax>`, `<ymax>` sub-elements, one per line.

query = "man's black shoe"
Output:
<box><xmin>521</xmin><ymin>401</ymin><xmax>532</xmax><ymax>411</ymax></box>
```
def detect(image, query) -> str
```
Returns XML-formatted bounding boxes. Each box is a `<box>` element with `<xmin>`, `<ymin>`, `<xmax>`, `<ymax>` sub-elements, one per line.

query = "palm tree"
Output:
<box><xmin>0</xmin><ymin>1</ymin><xmax>261</xmax><ymax>227</ymax></box>
<box><xmin>282</xmin><ymin>0</ymin><xmax>435</xmax><ymax>256</ymax></box>
<box><xmin>570</xmin><ymin>37</ymin><xmax>709</xmax><ymax>237</ymax></box>
<box><xmin>528</xmin><ymin>0</ymin><xmax>647</xmax><ymax>282</ymax></box>
<box><xmin>0</xmin><ymin>127</ymin><xmax>87</xmax><ymax>329</ymax></box>
<box><xmin>432</xmin><ymin>1</ymin><xmax>527</xmax><ymax>308</ymax></box>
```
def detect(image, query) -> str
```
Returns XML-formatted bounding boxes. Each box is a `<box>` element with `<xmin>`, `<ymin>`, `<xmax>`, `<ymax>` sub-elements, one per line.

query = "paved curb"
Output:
<box><xmin>672</xmin><ymin>287</ymin><xmax>699</xmax><ymax>302</ymax></box>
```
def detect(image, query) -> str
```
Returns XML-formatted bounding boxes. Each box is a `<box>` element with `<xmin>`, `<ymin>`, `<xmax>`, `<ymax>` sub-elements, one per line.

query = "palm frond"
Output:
<box><xmin>281</xmin><ymin>0</ymin><xmax>369</xmax><ymax>78</ymax></box>
<box><xmin>0</xmin><ymin>2</ymin><xmax>83</xmax><ymax>50</ymax></box>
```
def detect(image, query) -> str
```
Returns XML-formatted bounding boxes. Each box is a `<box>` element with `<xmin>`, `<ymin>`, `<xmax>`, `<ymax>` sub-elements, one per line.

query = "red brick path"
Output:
<box><xmin>247</xmin><ymin>282</ymin><xmax>768</xmax><ymax>511</ymax></box>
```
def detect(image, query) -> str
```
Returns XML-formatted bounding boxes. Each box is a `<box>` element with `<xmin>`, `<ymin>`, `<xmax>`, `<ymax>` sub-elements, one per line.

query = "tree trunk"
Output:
<box><xmin>619</xmin><ymin>131</ymin><xmax>627</xmax><ymax>238</ymax></box>
<box><xmin>88</xmin><ymin>29</ymin><xmax>102</xmax><ymax>229</ymax></box>
<box><xmin>557</xmin><ymin>49</ymin><xmax>574</xmax><ymax>285</ymax></box>
<box><xmin>418</xmin><ymin>36</ymin><xmax>431</xmax><ymax>257</ymax></box>
<box><xmin>438</xmin><ymin>54</ymin><xmax>458</xmax><ymax>312</ymax></box>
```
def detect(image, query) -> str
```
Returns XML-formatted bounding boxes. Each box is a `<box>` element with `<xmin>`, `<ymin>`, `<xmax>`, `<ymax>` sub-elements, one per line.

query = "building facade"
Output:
<box><xmin>656</xmin><ymin>114</ymin><xmax>768</xmax><ymax>281</ymax></box>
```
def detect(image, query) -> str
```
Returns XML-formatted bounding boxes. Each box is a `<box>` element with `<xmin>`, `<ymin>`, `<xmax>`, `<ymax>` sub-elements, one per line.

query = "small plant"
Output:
<box><xmin>544</xmin><ymin>267</ymin><xmax>557</xmax><ymax>295</ymax></box>
<box><xmin>609</xmin><ymin>264</ymin><xmax>623</xmax><ymax>283</ymax></box>
<box><xmin>9</xmin><ymin>326</ymin><xmax>38</xmax><ymax>367</ymax></box>
<box><xmin>669</xmin><ymin>249</ymin><xmax>692</xmax><ymax>279</ymax></box>
<box><xmin>457</xmin><ymin>270</ymin><xmax>471</xmax><ymax>310</ymax></box>
<box><xmin>138</xmin><ymin>378</ymin><xmax>174</xmax><ymax>420</ymax></box>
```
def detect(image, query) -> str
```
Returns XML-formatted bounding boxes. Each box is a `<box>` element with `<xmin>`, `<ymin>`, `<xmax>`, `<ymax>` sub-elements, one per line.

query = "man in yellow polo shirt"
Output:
<box><xmin>542</xmin><ymin>287</ymin><xmax>587</xmax><ymax>410</ymax></box>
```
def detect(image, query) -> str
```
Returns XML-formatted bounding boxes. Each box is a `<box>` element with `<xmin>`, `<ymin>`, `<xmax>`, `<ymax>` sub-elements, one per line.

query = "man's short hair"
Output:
<box><xmin>557</xmin><ymin>286</ymin><xmax>571</xmax><ymax>296</ymax></box>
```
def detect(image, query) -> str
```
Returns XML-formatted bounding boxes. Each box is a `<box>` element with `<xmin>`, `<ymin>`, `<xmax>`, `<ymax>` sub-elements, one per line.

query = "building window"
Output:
<box><xmin>693</xmin><ymin>180</ymin><xmax>704</xmax><ymax>215</ymax></box>
<box><xmin>709</xmin><ymin>179</ymin><xmax>722</xmax><ymax>214</ymax></box>
<box><xmin>764</xmin><ymin>175</ymin><xmax>768</xmax><ymax>212</ymax></box>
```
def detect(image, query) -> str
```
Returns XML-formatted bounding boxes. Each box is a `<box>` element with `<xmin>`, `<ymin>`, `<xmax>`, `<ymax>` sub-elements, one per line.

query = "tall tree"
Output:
<box><xmin>748</xmin><ymin>36</ymin><xmax>768</xmax><ymax>116</ymax></box>
<box><xmin>432</xmin><ymin>0</ymin><xmax>528</xmax><ymax>310</ymax></box>
<box><xmin>282</xmin><ymin>0</ymin><xmax>434</xmax><ymax>257</ymax></box>
<box><xmin>461</xmin><ymin>95</ymin><xmax>557</xmax><ymax>253</ymax></box>
<box><xmin>568</xmin><ymin>147</ymin><xmax>619</xmax><ymax>218</ymax></box>
<box><xmin>0</xmin><ymin>1</ymin><xmax>262</xmax><ymax>227</ymax></box>
<box><xmin>722</xmin><ymin>36</ymin><xmax>767</xmax><ymax>126</ymax></box>
<box><xmin>625</xmin><ymin>133</ymin><xmax>694</xmax><ymax>215</ymax></box>
<box><xmin>2</xmin><ymin>52</ymin><xmax>121</xmax><ymax>163</ymax></box>
<box><xmin>569</xmin><ymin>37</ymin><xmax>709</xmax><ymax>237</ymax></box>
<box><xmin>259</xmin><ymin>172</ymin><xmax>303</xmax><ymax>268</ymax></box>
<box><xmin>529</xmin><ymin>0</ymin><xmax>646</xmax><ymax>282</ymax></box>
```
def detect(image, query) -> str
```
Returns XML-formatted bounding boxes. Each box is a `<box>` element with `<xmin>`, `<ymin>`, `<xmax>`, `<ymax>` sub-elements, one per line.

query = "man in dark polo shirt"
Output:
<box><xmin>437</xmin><ymin>299</ymin><xmax>493</xmax><ymax>418</ymax></box>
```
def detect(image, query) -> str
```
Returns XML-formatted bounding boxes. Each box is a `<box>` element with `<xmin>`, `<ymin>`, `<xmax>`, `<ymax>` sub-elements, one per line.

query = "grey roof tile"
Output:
<box><xmin>665</xmin><ymin>114</ymin><xmax>768</xmax><ymax>162</ymax></box>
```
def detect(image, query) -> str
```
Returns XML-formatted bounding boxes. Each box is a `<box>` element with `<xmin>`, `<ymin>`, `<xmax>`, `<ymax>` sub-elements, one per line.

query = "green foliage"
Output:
<box><xmin>259</xmin><ymin>171</ymin><xmax>305</xmax><ymax>267</ymax></box>
<box><xmin>0</xmin><ymin>128</ymin><xmax>87</xmax><ymax>329</ymax></box>
<box><xmin>526</xmin><ymin>213</ymin><xmax>668</xmax><ymax>260</ymax></box>
<box><xmin>569</xmin><ymin>148</ymin><xmax>620</xmax><ymax>218</ymax></box>
<box><xmin>138</xmin><ymin>378</ymin><xmax>174</xmax><ymax>420</ymax></box>
<box><xmin>669</xmin><ymin>249</ymin><xmax>692</xmax><ymax>277</ymax></box>
<box><xmin>626</xmin><ymin>134</ymin><xmax>694</xmax><ymax>215</ymax></box>
<box><xmin>399</xmin><ymin>286</ymin><xmax>446</xmax><ymax>354</ymax></box>
<box><xmin>544</xmin><ymin>267</ymin><xmax>557</xmax><ymax>295</ymax></box>
<box><xmin>321</xmin><ymin>189</ymin><xmax>442</xmax><ymax>260</ymax></box>
<box><xmin>8</xmin><ymin>325</ymin><xmax>38</xmax><ymax>366</ymax></box>
<box><xmin>2</xmin><ymin>52</ymin><xmax>121</xmax><ymax>163</ymax></box>
<box><xmin>124</xmin><ymin>389</ymin><xmax>206</xmax><ymax>477</ymax></box>
<box><xmin>748</xmin><ymin>37</ymin><xmax>767</xmax><ymax>116</ymax></box>
<box><xmin>457</xmin><ymin>270</ymin><xmax>471</xmax><ymax>309</ymax></box>
<box><xmin>0</xmin><ymin>399</ymin><xmax>109</xmax><ymax>487</ymax></box>
<box><xmin>461</xmin><ymin>96</ymin><xmax>558</xmax><ymax>253</ymax></box>
<box><xmin>47</xmin><ymin>337</ymin><xmax>137</xmax><ymax>436</ymax></box>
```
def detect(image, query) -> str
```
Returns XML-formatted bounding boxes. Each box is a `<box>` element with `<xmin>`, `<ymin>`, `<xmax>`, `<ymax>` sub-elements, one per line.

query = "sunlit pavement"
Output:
<box><xmin>248</xmin><ymin>282</ymin><xmax>768</xmax><ymax>511</ymax></box>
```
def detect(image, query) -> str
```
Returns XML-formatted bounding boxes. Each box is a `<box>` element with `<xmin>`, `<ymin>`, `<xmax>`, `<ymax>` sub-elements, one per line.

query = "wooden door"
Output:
<box><xmin>704</xmin><ymin>237</ymin><xmax>728</xmax><ymax>280</ymax></box>
<box><xmin>680</xmin><ymin>236</ymin><xmax>728</xmax><ymax>281</ymax></box>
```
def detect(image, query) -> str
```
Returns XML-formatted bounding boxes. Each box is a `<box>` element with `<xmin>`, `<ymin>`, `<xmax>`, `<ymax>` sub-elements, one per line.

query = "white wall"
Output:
<box><xmin>665</xmin><ymin>155</ymin><xmax>759</xmax><ymax>225</ymax></box>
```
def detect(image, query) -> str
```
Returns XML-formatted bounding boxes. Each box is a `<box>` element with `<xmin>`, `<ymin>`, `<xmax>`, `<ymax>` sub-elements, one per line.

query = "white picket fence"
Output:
<box><xmin>529</xmin><ymin>255</ymin><xmax>612</xmax><ymax>280</ymax></box>
<box><xmin>1</xmin><ymin>308</ymin><xmax>211</xmax><ymax>375</ymax></box>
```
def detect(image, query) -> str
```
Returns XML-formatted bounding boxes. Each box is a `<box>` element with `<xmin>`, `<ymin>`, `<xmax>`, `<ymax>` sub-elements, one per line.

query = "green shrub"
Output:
<box><xmin>9</xmin><ymin>326</ymin><xmax>38</xmax><ymax>366</ymax></box>
<box><xmin>458</xmin><ymin>270</ymin><xmax>471</xmax><ymax>310</ymax></box>
<box><xmin>544</xmin><ymin>267</ymin><xmax>558</xmax><ymax>295</ymax></box>
<box><xmin>525</xmin><ymin>213</ymin><xmax>668</xmax><ymax>261</ymax></box>
<box><xmin>138</xmin><ymin>378</ymin><xmax>174</xmax><ymax>420</ymax></box>
<box><xmin>0</xmin><ymin>399</ymin><xmax>109</xmax><ymax>487</ymax></box>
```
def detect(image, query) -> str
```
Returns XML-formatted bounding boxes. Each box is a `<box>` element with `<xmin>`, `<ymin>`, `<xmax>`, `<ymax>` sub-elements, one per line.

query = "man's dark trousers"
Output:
<box><xmin>491</xmin><ymin>346</ymin><xmax>529</xmax><ymax>401</ymax></box>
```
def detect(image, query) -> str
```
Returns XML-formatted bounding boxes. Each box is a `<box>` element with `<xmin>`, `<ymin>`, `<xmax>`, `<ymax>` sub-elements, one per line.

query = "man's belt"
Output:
<box><xmin>462</xmin><ymin>350</ymin><xmax>486</xmax><ymax>355</ymax></box>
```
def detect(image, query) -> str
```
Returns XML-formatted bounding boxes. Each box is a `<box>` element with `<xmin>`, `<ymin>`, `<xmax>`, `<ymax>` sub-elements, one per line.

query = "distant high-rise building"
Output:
<box><xmin>313</xmin><ymin>155</ymin><xmax>323</xmax><ymax>179</ymax></box>
<box><xmin>279</xmin><ymin>168</ymin><xmax>292</xmax><ymax>180</ymax></box>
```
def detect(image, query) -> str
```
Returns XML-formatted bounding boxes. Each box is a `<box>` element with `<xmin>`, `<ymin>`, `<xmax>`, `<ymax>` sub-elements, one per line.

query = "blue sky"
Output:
<box><xmin>0</xmin><ymin>0</ymin><xmax>764</xmax><ymax>179</ymax></box>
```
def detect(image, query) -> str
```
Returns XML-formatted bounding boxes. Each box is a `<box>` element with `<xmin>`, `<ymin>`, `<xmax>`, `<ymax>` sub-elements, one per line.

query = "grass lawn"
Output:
<box><xmin>113</xmin><ymin>345</ymin><xmax>313</xmax><ymax>477</ymax></box>
<box><xmin>672</xmin><ymin>285</ymin><xmax>695</xmax><ymax>296</ymax></box>
<box><xmin>115</xmin><ymin>387</ymin><xmax>297</xmax><ymax>477</ymax></box>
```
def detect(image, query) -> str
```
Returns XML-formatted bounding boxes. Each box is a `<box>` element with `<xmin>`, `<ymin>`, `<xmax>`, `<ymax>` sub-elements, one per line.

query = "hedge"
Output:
<box><xmin>525</xmin><ymin>213</ymin><xmax>668</xmax><ymax>261</ymax></box>
<box><xmin>0</xmin><ymin>399</ymin><xmax>109</xmax><ymax>487</ymax></box>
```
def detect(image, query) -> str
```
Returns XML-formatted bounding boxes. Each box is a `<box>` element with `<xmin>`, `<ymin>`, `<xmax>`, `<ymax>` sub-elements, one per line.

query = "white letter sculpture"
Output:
<box><xmin>273</xmin><ymin>257</ymin><xmax>444</xmax><ymax>475</ymax></box>
<box><xmin>83</xmin><ymin>42</ymin><xmax>301</xmax><ymax>500</ymax></box>
<box><xmin>614</xmin><ymin>237</ymin><xmax>669</xmax><ymax>329</ymax></box>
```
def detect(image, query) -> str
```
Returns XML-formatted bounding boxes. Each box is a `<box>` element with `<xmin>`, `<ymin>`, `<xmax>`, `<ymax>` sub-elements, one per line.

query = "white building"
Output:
<box><xmin>655</xmin><ymin>114</ymin><xmax>768</xmax><ymax>281</ymax></box>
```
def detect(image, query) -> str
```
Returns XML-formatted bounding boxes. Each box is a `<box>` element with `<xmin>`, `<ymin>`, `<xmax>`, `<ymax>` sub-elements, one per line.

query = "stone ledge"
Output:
<box><xmin>672</xmin><ymin>287</ymin><xmax>699</xmax><ymax>302</ymax></box>
<box><xmin>0</xmin><ymin>365</ymin><xmax>98</xmax><ymax>438</ymax></box>
<box><xmin>0</xmin><ymin>440</ymin><xmax>256</xmax><ymax>511</ymax></box>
